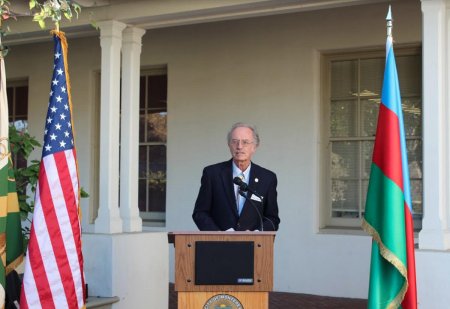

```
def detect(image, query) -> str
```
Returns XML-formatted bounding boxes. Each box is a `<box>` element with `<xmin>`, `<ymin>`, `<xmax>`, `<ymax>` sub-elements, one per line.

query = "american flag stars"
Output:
<box><xmin>43</xmin><ymin>50</ymin><xmax>74</xmax><ymax>156</ymax></box>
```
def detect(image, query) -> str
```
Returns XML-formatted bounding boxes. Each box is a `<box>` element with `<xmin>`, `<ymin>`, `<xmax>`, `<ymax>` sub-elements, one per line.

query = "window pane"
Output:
<box><xmin>397</xmin><ymin>54</ymin><xmax>421</xmax><ymax>95</ymax></box>
<box><xmin>403</xmin><ymin>97</ymin><xmax>422</xmax><ymax>136</ymax></box>
<box><xmin>7</xmin><ymin>87</ymin><xmax>13</xmax><ymax>117</ymax></box>
<box><xmin>149</xmin><ymin>145</ymin><xmax>166</xmax><ymax>175</ymax></box>
<box><xmin>361</xmin><ymin>179</ymin><xmax>369</xmax><ymax>212</ymax></box>
<box><xmin>410</xmin><ymin>180</ymin><xmax>422</xmax><ymax>215</ymax></box>
<box><xmin>360</xmin><ymin>99</ymin><xmax>380</xmax><ymax>137</ymax></box>
<box><xmin>139</xmin><ymin>76</ymin><xmax>146</xmax><ymax>109</ymax></box>
<box><xmin>330</xmin><ymin>100</ymin><xmax>357</xmax><ymax>137</ymax></box>
<box><xmin>148</xmin><ymin>184</ymin><xmax>166</xmax><ymax>212</ymax></box>
<box><xmin>407</xmin><ymin>139</ymin><xmax>422</xmax><ymax>179</ymax></box>
<box><xmin>148</xmin><ymin>75</ymin><xmax>167</xmax><ymax>109</ymax></box>
<box><xmin>360</xmin><ymin>58</ymin><xmax>383</xmax><ymax>97</ymax></box>
<box><xmin>362</xmin><ymin>141</ymin><xmax>374</xmax><ymax>178</ymax></box>
<box><xmin>331</xmin><ymin>60</ymin><xmax>357</xmax><ymax>98</ymax></box>
<box><xmin>15</xmin><ymin>86</ymin><xmax>28</xmax><ymax>117</ymax></box>
<box><xmin>331</xmin><ymin>142</ymin><xmax>358</xmax><ymax>179</ymax></box>
<box><xmin>332</xmin><ymin>180</ymin><xmax>359</xmax><ymax>218</ymax></box>
<box><xmin>148</xmin><ymin>145</ymin><xmax>166</xmax><ymax>212</ymax></box>
<box><xmin>138</xmin><ymin>145</ymin><xmax>167</xmax><ymax>212</ymax></box>
<box><xmin>138</xmin><ymin>179</ymin><xmax>147</xmax><ymax>212</ymax></box>
<box><xmin>139</xmin><ymin>114</ymin><xmax>145</xmax><ymax>143</ymax></box>
<box><xmin>146</xmin><ymin>112</ymin><xmax>167</xmax><ymax>143</ymax></box>
<box><xmin>139</xmin><ymin>146</ymin><xmax>147</xmax><ymax>178</ymax></box>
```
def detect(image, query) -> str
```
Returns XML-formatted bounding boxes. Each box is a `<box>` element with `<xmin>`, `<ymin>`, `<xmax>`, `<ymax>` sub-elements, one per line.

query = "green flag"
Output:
<box><xmin>0</xmin><ymin>49</ymin><xmax>24</xmax><ymax>307</ymax></box>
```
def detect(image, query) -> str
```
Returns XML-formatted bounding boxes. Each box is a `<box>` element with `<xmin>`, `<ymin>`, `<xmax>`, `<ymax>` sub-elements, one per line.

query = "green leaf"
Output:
<box><xmin>63</xmin><ymin>10</ymin><xmax>71</xmax><ymax>21</ymax></box>
<box><xmin>73</xmin><ymin>3</ymin><xmax>81</xmax><ymax>13</ymax></box>
<box><xmin>38</xmin><ymin>19</ymin><xmax>46</xmax><ymax>29</ymax></box>
<box><xmin>55</xmin><ymin>10</ymin><xmax>61</xmax><ymax>22</ymax></box>
<box><xmin>80</xmin><ymin>187</ymin><xmax>89</xmax><ymax>198</ymax></box>
<box><xmin>30</xmin><ymin>139</ymin><xmax>41</xmax><ymax>147</ymax></box>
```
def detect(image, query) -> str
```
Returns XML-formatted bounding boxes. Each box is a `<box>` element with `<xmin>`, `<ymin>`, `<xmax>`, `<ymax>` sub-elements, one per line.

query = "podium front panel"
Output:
<box><xmin>171</xmin><ymin>232</ymin><xmax>274</xmax><ymax>292</ymax></box>
<box><xmin>195</xmin><ymin>241</ymin><xmax>254</xmax><ymax>285</ymax></box>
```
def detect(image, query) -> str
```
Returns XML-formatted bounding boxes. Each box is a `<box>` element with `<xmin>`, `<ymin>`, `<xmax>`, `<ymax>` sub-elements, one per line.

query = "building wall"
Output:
<box><xmin>141</xmin><ymin>1</ymin><xmax>421</xmax><ymax>298</ymax></box>
<box><xmin>5</xmin><ymin>0</ymin><xmax>422</xmax><ymax>300</ymax></box>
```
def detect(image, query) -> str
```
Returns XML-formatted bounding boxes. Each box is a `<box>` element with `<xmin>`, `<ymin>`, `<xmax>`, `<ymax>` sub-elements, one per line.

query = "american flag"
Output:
<box><xmin>20</xmin><ymin>31</ymin><xmax>85</xmax><ymax>309</ymax></box>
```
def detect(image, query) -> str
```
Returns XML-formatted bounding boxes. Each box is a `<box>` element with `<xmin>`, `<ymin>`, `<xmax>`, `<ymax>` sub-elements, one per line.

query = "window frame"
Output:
<box><xmin>7</xmin><ymin>79</ymin><xmax>29</xmax><ymax>170</ymax></box>
<box><xmin>320</xmin><ymin>44</ymin><xmax>422</xmax><ymax>230</ymax></box>
<box><xmin>138</xmin><ymin>67</ymin><xmax>168</xmax><ymax>227</ymax></box>
<box><xmin>7</xmin><ymin>79</ymin><xmax>29</xmax><ymax>131</ymax></box>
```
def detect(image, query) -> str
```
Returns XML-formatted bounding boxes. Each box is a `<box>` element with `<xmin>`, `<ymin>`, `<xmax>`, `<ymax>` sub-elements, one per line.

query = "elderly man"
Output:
<box><xmin>193</xmin><ymin>122</ymin><xmax>280</xmax><ymax>231</ymax></box>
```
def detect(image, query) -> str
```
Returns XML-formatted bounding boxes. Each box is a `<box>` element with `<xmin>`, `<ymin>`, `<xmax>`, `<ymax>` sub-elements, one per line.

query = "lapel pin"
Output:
<box><xmin>255</xmin><ymin>178</ymin><xmax>259</xmax><ymax>183</ymax></box>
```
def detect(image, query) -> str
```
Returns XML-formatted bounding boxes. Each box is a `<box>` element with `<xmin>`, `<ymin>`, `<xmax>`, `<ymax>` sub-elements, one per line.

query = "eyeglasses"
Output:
<box><xmin>230</xmin><ymin>139</ymin><xmax>254</xmax><ymax>147</ymax></box>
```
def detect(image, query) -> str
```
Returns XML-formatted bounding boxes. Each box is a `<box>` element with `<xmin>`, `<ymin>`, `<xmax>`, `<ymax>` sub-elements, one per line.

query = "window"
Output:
<box><xmin>322</xmin><ymin>46</ymin><xmax>422</xmax><ymax>229</ymax></box>
<box><xmin>7</xmin><ymin>80</ymin><xmax>29</xmax><ymax>169</ymax></box>
<box><xmin>138</xmin><ymin>68</ymin><xmax>167</xmax><ymax>226</ymax></box>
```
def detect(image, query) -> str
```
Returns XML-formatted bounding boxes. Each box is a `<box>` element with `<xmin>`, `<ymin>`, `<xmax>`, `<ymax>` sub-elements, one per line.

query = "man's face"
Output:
<box><xmin>228</xmin><ymin>127</ymin><xmax>257</xmax><ymax>165</ymax></box>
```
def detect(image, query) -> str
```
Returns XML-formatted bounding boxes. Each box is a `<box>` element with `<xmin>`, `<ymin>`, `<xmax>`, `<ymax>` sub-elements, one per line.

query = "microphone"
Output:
<box><xmin>233</xmin><ymin>176</ymin><xmax>263</xmax><ymax>201</ymax></box>
<box><xmin>238</xmin><ymin>190</ymin><xmax>264</xmax><ymax>232</ymax></box>
<box><xmin>233</xmin><ymin>176</ymin><xmax>277</xmax><ymax>231</ymax></box>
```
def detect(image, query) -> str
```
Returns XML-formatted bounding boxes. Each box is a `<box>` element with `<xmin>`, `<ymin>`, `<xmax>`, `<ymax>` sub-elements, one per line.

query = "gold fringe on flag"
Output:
<box><xmin>362</xmin><ymin>218</ymin><xmax>408</xmax><ymax>309</ymax></box>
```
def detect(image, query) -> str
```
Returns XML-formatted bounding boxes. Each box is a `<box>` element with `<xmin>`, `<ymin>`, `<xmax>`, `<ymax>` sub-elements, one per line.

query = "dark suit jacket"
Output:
<box><xmin>193</xmin><ymin>159</ymin><xmax>280</xmax><ymax>231</ymax></box>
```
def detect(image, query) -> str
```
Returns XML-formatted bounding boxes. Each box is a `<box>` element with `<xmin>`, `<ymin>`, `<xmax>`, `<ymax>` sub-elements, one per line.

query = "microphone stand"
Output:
<box><xmin>239</xmin><ymin>190</ymin><xmax>264</xmax><ymax>232</ymax></box>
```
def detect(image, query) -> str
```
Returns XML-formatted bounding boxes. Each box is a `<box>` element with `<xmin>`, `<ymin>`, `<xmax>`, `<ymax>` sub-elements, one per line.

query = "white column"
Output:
<box><xmin>120</xmin><ymin>27</ymin><xmax>146</xmax><ymax>232</ymax></box>
<box><xmin>95</xmin><ymin>20</ymin><xmax>127</xmax><ymax>234</ymax></box>
<box><xmin>419</xmin><ymin>0</ymin><xmax>450</xmax><ymax>250</ymax></box>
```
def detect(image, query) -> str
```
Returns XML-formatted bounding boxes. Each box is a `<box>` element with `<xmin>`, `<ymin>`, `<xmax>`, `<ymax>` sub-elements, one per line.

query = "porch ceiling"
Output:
<box><xmin>5</xmin><ymin>0</ymin><xmax>391</xmax><ymax>45</ymax></box>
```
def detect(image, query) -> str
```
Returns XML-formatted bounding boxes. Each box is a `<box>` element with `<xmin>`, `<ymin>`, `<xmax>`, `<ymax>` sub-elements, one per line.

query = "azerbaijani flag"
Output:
<box><xmin>362</xmin><ymin>10</ymin><xmax>418</xmax><ymax>309</ymax></box>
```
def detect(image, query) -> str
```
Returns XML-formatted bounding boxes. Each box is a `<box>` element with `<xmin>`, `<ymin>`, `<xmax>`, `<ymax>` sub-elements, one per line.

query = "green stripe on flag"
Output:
<box><xmin>6</xmin><ymin>159</ymin><xmax>23</xmax><ymax>271</ymax></box>
<box><xmin>0</xmin><ymin>162</ymin><xmax>7</xmax><ymax>197</ymax></box>
<box><xmin>363</xmin><ymin>163</ymin><xmax>408</xmax><ymax>309</ymax></box>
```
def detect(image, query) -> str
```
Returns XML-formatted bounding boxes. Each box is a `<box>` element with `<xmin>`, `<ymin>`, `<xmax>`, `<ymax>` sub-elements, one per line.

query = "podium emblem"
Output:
<box><xmin>203</xmin><ymin>293</ymin><xmax>243</xmax><ymax>309</ymax></box>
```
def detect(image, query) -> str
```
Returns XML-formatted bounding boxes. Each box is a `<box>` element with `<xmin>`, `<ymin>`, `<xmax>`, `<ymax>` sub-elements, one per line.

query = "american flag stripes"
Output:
<box><xmin>20</xmin><ymin>31</ymin><xmax>85</xmax><ymax>309</ymax></box>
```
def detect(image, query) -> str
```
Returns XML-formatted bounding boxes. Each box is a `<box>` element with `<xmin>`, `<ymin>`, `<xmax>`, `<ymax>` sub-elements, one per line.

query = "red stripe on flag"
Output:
<box><xmin>372</xmin><ymin>103</ymin><xmax>403</xmax><ymax>190</ymax></box>
<box><xmin>55</xmin><ymin>151</ymin><xmax>80</xmax><ymax>247</ymax></box>
<box><xmin>39</xmin><ymin>160</ymin><xmax>79</xmax><ymax>307</ymax></box>
<box><xmin>26</xmin><ymin>224</ymin><xmax>55</xmax><ymax>309</ymax></box>
<box><xmin>402</xmin><ymin>204</ymin><xmax>418</xmax><ymax>308</ymax></box>
<box><xmin>54</xmin><ymin>151</ymin><xmax>85</xmax><ymax>307</ymax></box>
<box><xmin>20</xmin><ymin>291</ymin><xmax>29</xmax><ymax>309</ymax></box>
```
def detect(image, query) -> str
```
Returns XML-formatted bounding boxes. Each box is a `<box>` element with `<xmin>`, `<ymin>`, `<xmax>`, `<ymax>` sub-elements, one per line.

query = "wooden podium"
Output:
<box><xmin>168</xmin><ymin>231</ymin><xmax>276</xmax><ymax>309</ymax></box>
